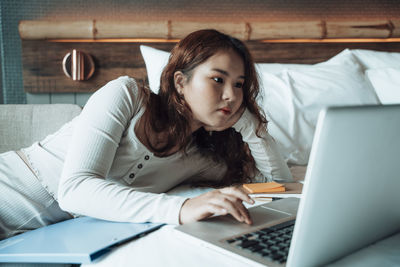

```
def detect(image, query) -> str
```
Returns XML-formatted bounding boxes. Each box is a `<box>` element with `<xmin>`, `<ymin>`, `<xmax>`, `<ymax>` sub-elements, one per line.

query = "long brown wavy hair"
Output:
<box><xmin>141</xmin><ymin>29</ymin><xmax>267</xmax><ymax>187</ymax></box>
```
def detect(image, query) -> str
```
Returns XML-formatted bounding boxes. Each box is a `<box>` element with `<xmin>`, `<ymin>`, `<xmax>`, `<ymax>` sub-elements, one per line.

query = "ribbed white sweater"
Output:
<box><xmin>22</xmin><ymin>76</ymin><xmax>292</xmax><ymax>225</ymax></box>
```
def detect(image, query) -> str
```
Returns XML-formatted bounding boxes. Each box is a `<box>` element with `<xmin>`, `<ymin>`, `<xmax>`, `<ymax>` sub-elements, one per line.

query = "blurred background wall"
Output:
<box><xmin>1</xmin><ymin>0</ymin><xmax>399</xmax><ymax>104</ymax></box>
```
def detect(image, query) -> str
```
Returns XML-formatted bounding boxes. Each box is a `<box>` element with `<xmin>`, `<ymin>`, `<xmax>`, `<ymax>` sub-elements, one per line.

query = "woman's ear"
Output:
<box><xmin>174</xmin><ymin>71</ymin><xmax>186</xmax><ymax>95</ymax></box>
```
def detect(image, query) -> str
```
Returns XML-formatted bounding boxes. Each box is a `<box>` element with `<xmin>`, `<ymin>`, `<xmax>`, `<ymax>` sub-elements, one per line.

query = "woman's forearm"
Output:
<box><xmin>232</xmin><ymin>109</ymin><xmax>293</xmax><ymax>182</ymax></box>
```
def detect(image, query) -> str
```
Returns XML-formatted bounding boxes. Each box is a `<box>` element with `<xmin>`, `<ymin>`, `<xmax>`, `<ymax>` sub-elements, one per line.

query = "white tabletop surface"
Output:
<box><xmin>82</xmin><ymin>168</ymin><xmax>400</xmax><ymax>267</ymax></box>
<box><xmin>82</xmin><ymin>224</ymin><xmax>400</xmax><ymax>267</ymax></box>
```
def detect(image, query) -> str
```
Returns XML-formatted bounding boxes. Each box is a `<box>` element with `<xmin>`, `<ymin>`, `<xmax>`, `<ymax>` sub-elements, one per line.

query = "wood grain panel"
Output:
<box><xmin>246</xmin><ymin>41</ymin><xmax>400</xmax><ymax>63</ymax></box>
<box><xmin>19</xmin><ymin>20</ymin><xmax>400</xmax><ymax>40</ymax></box>
<box><xmin>21</xmin><ymin>41</ymin><xmax>175</xmax><ymax>93</ymax></box>
<box><xmin>21</xmin><ymin>40</ymin><xmax>400</xmax><ymax>93</ymax></box>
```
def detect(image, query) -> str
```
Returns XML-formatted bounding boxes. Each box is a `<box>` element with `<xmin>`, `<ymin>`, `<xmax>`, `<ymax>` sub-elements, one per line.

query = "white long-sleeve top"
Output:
<box><xmin>22</xmin><ymin>76</ymin><xmax>292</xmax><ymax>225</ymax></box>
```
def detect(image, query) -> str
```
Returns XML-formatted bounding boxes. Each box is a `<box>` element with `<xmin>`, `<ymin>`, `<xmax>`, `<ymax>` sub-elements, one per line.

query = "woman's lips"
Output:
<box><xmin>219</xmin><ymin>107</ymin><xmax>232</xmax><ymax>115</ymax></box>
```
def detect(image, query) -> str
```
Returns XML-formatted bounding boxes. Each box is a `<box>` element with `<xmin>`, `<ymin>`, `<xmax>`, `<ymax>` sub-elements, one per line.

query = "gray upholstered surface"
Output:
<box><xmin>0</xmin><ymin>104</ymin><xmax>82</xmax><ymax>153</ymax></box>
<box><xmin>0</xmin><ymin>104</ymin><xmax>81</xmax><ymax>267</ymax></box>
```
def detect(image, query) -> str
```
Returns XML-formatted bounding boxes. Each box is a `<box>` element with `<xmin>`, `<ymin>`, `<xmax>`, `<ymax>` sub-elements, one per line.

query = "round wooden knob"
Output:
<box><xmin>62</xmin><ymin>49</ymin><xmax>95</xmax><ymax>81</ymax></box>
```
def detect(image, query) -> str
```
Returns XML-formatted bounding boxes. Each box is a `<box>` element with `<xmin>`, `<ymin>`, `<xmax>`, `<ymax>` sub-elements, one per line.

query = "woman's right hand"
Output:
<box><xmin>179</xmin><ymin>186</ymin><xmax>255</xmax><ymax>225</ymax></box>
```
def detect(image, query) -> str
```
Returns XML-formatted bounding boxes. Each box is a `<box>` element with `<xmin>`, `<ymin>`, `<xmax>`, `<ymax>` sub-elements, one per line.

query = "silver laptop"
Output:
<box><xmin>174</xmin><ymin>104</ymin><xmax>400</xmax><ymax>267</ymax></box>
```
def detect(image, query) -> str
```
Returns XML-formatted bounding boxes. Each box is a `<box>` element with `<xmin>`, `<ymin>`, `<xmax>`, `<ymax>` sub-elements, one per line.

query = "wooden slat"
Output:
<box><xmin>170</xmin><ymin>21</ymin><xmax>248</xmax><ymax>40</ymax></box>
<box><xmin>19</xmin><ymin>20</ymin><xmax>400</xmax><ymax>40</ymax></box>
<box><xmin>19</xmin><ymin>20</ymin><xmax>93</xmax><ymax>39</ymax></box>
<box><xmin>392</xmin><ymin>20</ymin><xmax>400</xmax><ymax>38</ymax></box>
<box><xmin>21</xmin><ymin>40</ymin><xmax>400</xmax><ymax>93</ymax></box>
<box><xmin>21</xmin><ymin>41</ymin><xmax>175</xmax><ymax>93</ymax></box>
<box><xmin>250</xmin><ymin>21</ymin><xmax>323</xmax><ymax>40</ymax></box>
<box><xmin>246</xmin><ymin>41</ymin><xmax>400</xmax><ymax>63</ymax></box>
<box><xmin>326</xmin><ymin>21</ymin><xmax>394</xmax><ymax>38</ymax></box>
<box><xmin>95</xmin><ymin>21</ymin><xmax>169</xmax><ymax>39</ymax></box>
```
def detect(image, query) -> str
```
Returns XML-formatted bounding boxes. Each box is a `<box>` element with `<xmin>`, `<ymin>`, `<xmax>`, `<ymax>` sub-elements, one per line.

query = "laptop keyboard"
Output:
<box><xmin>226</xmin><ymin>219</ymin><xmax>295</xmax><ymax>264</ymax></box>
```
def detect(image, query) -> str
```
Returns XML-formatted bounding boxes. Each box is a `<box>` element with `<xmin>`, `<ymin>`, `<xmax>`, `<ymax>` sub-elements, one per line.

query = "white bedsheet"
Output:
<box><xmin>81</xmin><ymin>167</ymin><xmax>307</xmax><ymax>267</ymax></box>
<box><xmin>82</xmin><ymin>228</ymin><xmax>400</xmax><ymax>267</ymax></box>
<box><xmin>81</xmin><ymin>184</ymin><xmax>267</xmax><ymax>267</ymax></box>
<box><xmin>80</xmin><ymin>166</ymin><xmax>400</xmax><ymax>266</ymax></box>
<box><xmin>83</xmin><ymin>224</ymin><xmax>259</xmax><ymax>267</ymax></box>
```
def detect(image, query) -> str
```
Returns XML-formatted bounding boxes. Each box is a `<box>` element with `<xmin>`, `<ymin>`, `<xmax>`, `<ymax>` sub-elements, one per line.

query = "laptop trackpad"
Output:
<box><xmin>249</xmin><ymin>198</ymin><xmax>299</xmax><ymax>226</ymax></box>
<box><xmin>250</xmin><ymin>205</ymin><xmax>291</xmax><ymax>225</ymax></box>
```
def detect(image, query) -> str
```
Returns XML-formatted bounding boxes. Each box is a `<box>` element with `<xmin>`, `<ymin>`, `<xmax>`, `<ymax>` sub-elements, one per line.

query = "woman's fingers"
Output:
<box><xmin>179</xmin><ymin>187</ymin><xmax>254</xmax><ymax>225</ymax></box>
<box><xmin>207</xmin><ymin>203</ymin><xmax>228</xmax><ymax>216</ymax></box>
<box><xmin>221</xmin><ymin>186</ymin><xmax>254</xmax><ymax>224</ymax></box>
<box><xmin>209</xmin><ymin>190</ymin><xmax>253</xmax><ymax>224</ymax></box>
<box><xmin>209</xmin><ymin>195</ymin><xmax>244</xmax><ymax>223</ymax></box>
<box><xmin>219</xmin><ymin>186</ymin><xmax>255</xmax><ymax>205</ymax></box>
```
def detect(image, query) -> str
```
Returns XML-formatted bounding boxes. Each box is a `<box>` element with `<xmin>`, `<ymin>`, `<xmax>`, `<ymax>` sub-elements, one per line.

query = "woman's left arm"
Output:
<box><xmin>232</xmin><ymin>109</ymin><xmax>293</xmax><ymax>182</ymax></box>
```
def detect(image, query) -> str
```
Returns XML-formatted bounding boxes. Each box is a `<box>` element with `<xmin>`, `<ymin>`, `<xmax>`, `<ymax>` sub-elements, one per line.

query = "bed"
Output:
<box><xmin>17</xmin><ymin>20</ymin><xmax>400</xmax><ymax>266</ymax></box>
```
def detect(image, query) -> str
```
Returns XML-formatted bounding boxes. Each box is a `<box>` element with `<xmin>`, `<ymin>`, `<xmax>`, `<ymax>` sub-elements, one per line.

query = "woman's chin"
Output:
<box><xmin>203</xmin><ymin>124</ymin><xmax>229</xmax><ymax>132</ymax></box>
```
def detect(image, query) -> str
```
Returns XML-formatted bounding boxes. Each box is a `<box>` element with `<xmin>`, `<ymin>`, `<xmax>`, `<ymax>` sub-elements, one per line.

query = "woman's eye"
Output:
<box><xmin>213</xmin><ymin>77</ymin><xmax>224</xmax><ymax>83</ymax></box>
<box><xmin>235</xmin><ymin>82</ymin><xmax>244</xmax><ymax>88</ymax></box>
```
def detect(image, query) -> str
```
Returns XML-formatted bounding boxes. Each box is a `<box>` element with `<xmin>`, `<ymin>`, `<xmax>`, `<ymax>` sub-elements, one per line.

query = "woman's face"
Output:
<box><xmin>176</xmin><ymin>49</ymin><xmax>245</xmax><ymax>132</ymax></box>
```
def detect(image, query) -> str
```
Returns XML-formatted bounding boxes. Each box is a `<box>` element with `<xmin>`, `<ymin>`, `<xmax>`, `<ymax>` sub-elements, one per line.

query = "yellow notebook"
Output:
<box><xmin>242</xmin><ymin>182</ymin><xmax>286</xmax><ymax>193</ymax></box>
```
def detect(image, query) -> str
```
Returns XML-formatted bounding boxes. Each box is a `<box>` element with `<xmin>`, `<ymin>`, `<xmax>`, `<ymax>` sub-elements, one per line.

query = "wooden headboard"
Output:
<box><xmin>19</xmin><ymin>20</ymin><xmax>400</xmax><ymax>93</ymax></box>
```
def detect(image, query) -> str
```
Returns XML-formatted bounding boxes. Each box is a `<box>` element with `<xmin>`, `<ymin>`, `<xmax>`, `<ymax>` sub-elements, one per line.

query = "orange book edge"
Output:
<box><xmin>242</xmin><ymin>182</ymin><xmax>286</xmax><ymax>194</ymax></box>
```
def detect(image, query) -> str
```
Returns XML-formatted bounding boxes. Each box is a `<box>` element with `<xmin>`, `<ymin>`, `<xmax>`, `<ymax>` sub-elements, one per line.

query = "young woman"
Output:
<box><xmin>0</xmin><ymin>29</ymin><xmax>292</xmax><ymax>240</ymax></box>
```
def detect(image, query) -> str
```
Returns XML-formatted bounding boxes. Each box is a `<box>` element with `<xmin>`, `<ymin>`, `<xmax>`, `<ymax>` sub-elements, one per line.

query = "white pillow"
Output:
<box><xmin>257</xmin><ymin>49</ymin><xmax>360</xmax><ymax>99</ymax></box>
<box><xmin>257</xmin><ymin>48</ymin><xmax>355</xmax><ymax>75</ymax></box>
<box><xmin>258</xmin><ymin>49</ymin><xmax>380</xmax><ymax>164</ymax></box>
<box><xmin>366</xmin><ymin>68</ymin><xmax>400</xmax><ymax>104</ymax></box>
<box><xmin>350</xmin><ymin>49</ymin><xmax>400</xmax><ymax>70</ymax></box>
<box><xmin>141</xmin><ymin>45</ymin><xmax>320</xmax><ymax>93</ymax></box>
<box><xmin>256</xmin><ymin>63</ymin><xmax>312</xmax><ymax>75</ymax></box>
<box><xmin>140</xmin><ymin>45</ymin><xmax>170</xmax><ymax>94</ymax></box>
<box><xmin>140</xmin><ymin>45</ymin><xmax>355</xmax><ymax>93</ymax></box>
<box><xmin>140</xmin><ymin>45</ymin><xmax>379</xmax><ymax>165</ymax></box>
<box><xmin>262</xmin><ymin>62</ymin><xmax>379</xmax><ymax>165</ymax></box>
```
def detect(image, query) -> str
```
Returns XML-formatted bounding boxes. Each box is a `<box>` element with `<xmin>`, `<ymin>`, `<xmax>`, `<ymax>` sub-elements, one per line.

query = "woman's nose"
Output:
<box><xmin>222</xmin><ymin>84</ymin><xmax>235</xmax><ymax>101</ymax></box>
